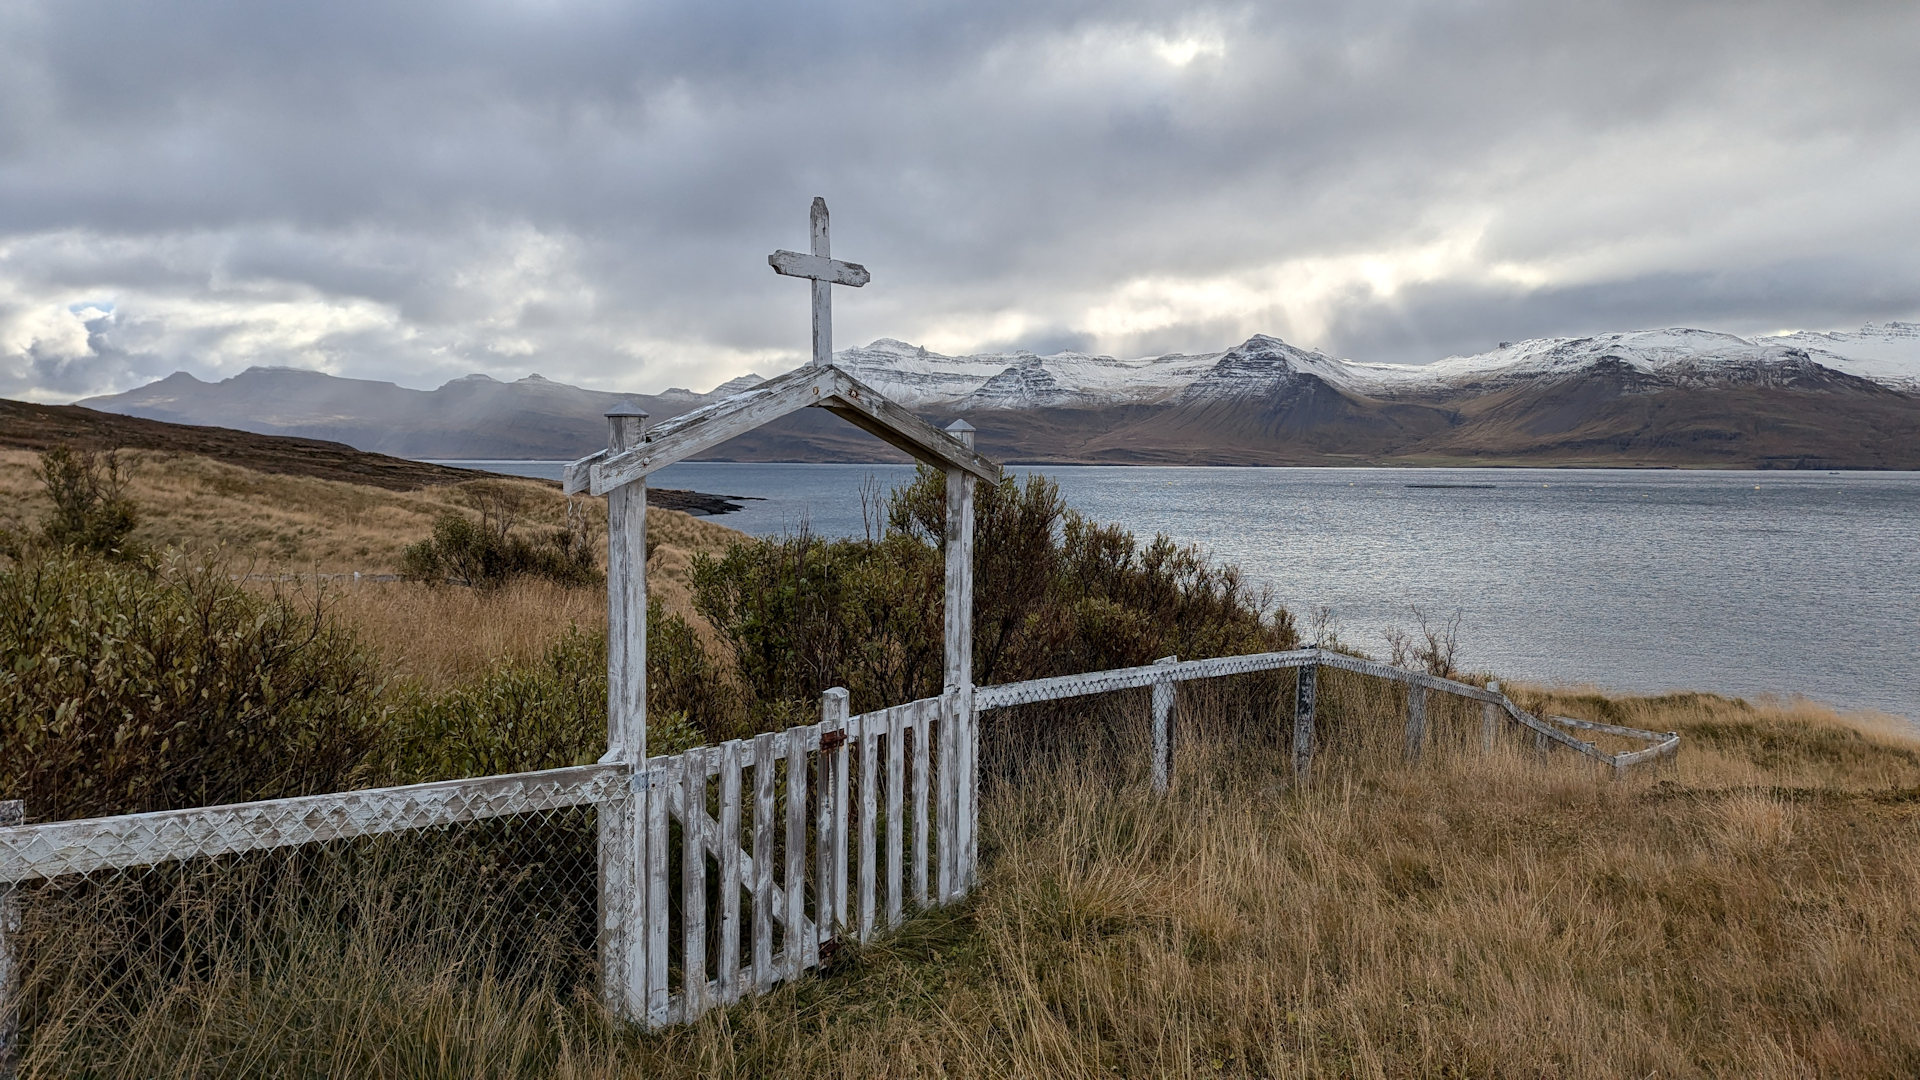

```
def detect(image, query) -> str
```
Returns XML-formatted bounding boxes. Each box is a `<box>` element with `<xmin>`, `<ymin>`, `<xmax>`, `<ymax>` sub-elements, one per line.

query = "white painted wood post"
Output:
<box><xmin>1482</xmin><ymin>681</ymin><xmax>1501</xmax><ymax>753</ymax></box>
<box><xmin>1405</xmin><ymin>685</ymin><xmax>1428</xmax><ymax>763</ymax></box>
<box><xmin>680</xmin><ymin>748</ymin><xmax>707</xmax><ymax>1018</ymax></box>
<box><xmin>1151</xmin><ymin>656</ymin><xmax>1178</xmax><ymax>792</ymax></box>
<box><xmin>809</xmin><ymin>198</ymin><xmax>833</xmax><ymax>367</ymax></box>
<box><xmin>911</xmin><ymin>697</ymin><xmax>931</xmax><ymax>907</ymax></box>
<box><xmin>858</xmin><ymin>714</ymin><xmax>877</xmax><ymax>940</ymax></box>
<box><xmin>751</xmin><ymin>732</ymin><xmax>776</xmax><ymax>991</ymax></box>
<box><xmin>717</xmin><ymin>741</ymin><xmax>744</xmax><ymax>1003</ymax></box>
<box><xmin>645</xmin><ymin>757</ymin><xmax>671</xmax><ymax>1025</ymax></box>
<box><xmin>885</xmin><ymin>716</ymin><xmax>905</xmax><ymax>927</ymax></box>
<box><xmin>1292</xmin><ymin>659</ymin><xmax>1318</xmax><ymax>784</ymax></box>
<box><xmin>815</xmin><ymin>690</ymin><xmax>845</xmax><ymax>952</ymax></box>
<box><xmin>1</xmin><ymin>799</ymin><xmax>21</xmax><ymax>1078</ymax></box>
<box><xmin>784</xmin><ymin>730</ymin><xmax>807</xmax><ymax>979</ymax></box>
<box><xmin>823</xmin><ymin>688</ymin><xmax>851</xmax><ymax>937</ymax></box>
<box><xmin>942</xmin><ymin>421</ymin><xmax>978</xmax><ymax>899</ymax></box>
<box><xmin>598</xmin><ymin>403</ymin><xmax>649</xmax><ymax>1021</ymax></box>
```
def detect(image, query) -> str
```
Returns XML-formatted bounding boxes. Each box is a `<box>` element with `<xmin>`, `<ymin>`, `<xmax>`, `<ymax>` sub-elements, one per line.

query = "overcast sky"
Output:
<box><xmin>4</xmin><ymin>0</ymin><xmax>1918</xmax><ymax>401</ymax></box>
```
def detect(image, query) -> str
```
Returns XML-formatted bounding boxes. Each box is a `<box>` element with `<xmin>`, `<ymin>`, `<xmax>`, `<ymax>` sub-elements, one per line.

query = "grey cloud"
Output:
<box><xmin>2</xmin><ymin>0</ymin><xmax>1918</xmax><ymax>400</ymax></box>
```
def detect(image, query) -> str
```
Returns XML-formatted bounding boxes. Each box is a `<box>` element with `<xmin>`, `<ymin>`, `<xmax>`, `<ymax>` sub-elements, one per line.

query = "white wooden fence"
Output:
<box><xmin>0</xmin><ymin>648</ymin><xmax>1676</xmax><ymax>1053</ymax></box>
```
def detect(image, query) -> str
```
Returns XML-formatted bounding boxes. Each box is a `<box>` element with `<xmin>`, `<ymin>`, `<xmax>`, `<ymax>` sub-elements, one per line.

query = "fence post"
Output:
<box><xmin>1292</xmin><ymin>656</ymin><xmax>1318</xmax><ymax>784</ymax></box>
<box><xmin>1151</xmin><ymin>656</ymin><xmax>1178</xmax><ymax>792</ymax></box>
<box><xmin>1482</xmin><ymin>680</ymin><xmax>1501</xmax><ymax>753</ymax></box>
<box><xmin>599</xmin><ymin>403</ymin><xmax>650</xmax><ymax>1022</ymax></box>
<box><xmin>1</xmin><ymin>799</ymin><xmax>20</xmax><ymax>1078</ymax></box>
<box><xmin>1404</xmin><ymin>684</ymin><xmax>1428</xmax><ymax>763</ymax></box>
<box><xmin>942</xmin><ymin>421</ymin><xmax>977</xmax><ymax>899</ymax></box>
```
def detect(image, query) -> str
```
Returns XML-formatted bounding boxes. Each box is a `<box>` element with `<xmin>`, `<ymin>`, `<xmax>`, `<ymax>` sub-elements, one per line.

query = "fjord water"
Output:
<box><xmin>440</xmin><ymin>461</ymin><xmax>1920</xmax><ymax>719</ymax></box>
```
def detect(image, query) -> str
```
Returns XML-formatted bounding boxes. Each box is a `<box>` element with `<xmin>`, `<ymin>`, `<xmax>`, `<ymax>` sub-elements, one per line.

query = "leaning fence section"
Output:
<box><xmin>0</xmin><ymin>649</ymin><xmax>1677</xmax><ymax>1062</ymax></box>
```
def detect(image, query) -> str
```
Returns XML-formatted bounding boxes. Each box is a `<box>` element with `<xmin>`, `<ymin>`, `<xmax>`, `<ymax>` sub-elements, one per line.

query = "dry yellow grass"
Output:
<box><xmin>0</xmin><ymin>448</ymin><xmax>744</xmax><ymax>583</ymax></box>
<box><xmin>1</xmin><ymin>447</ymin><xmax>746</xmax><ymax>685</ymax></box>
<box><xmin>24</xmin><ymin>685</ymin><xmax>1920</xmax><ymax>1079</ymax></box>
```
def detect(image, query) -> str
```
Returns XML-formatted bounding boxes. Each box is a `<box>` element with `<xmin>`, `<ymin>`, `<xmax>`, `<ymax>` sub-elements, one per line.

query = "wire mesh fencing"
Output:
<box><xmin>0</xmin><ymin>768</ymin><xmax>616</xmax><ymax>1074</ymax></box>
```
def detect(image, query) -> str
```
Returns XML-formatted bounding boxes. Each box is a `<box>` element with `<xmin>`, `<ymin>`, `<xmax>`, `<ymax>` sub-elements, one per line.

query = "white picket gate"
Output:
<box><xmin>618</xmin><ymin>691</ymin><xmax>968</xmax><ymax>1027</ymax></box>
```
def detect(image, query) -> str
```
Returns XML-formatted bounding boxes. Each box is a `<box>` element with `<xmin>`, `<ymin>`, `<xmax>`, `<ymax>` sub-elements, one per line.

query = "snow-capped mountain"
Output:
<box><xmin>822</xmin><ymin>323</ymin><xmax>1920</xmax><ymax>408</ymax></box>
<box><xmin>1761</xmin><ymin>322</ymin><xmax>1920</xmax><ymax>390</ymax></box>
<box><xmin>70</xmin><ymin>320</ymin><xmax>1920</xmax><ymax>466</ymax></box>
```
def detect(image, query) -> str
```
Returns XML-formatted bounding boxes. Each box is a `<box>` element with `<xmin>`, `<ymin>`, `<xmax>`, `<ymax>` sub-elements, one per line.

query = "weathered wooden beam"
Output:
<box><xmin>576</xmin><ymin>364</ymin><xmax>1000</xmax><ymax>496</ymax></box>
<box><xmin>820</xmin><ymin>372</ymin><xmax>1000</xmax><ymax>484</ymax></box>
<box><xmin>600</xmin><ymin>405</ymin><xmax>649</xmax><ymax>1022</ymax></box>
<box><xmin>0</xmin><ymin>764</ymin><xmax>627</xmax><ymax>884</ymax></box>
<box><xmin>583</xmin><ymin>366</ymin><xmax>844</xmax><ymax>495</ymax></box>
<box><xmin>942</xmin><ymin>421</ymin><xmax>980</xmax><ymax>898</ymax></box>
<box><xmin>1545</xmin><ymin>714</ymin><xmax>1675</xmax><ymax>742</ymax></box>
<box><xmin>767</xmin><ymin>249</ymin><xmax>870</xmax><ymax>288</ymax></box>
<box><xmin>974</xmin><ymin>649</ymin><xmax>1316</xmax><ymax>710</ymax></box>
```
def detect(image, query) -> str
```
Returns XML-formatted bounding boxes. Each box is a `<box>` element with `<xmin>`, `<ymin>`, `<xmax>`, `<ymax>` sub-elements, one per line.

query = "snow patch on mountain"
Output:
<box><xmin>753</xmin><ymin>322</ymin><xmax>1920</xmax><ymax>411</ymax></box>
<box><xmin>1761</xmin><ymin>322</ymin><xmax>1920</xmax><ymax>389</ymax></box>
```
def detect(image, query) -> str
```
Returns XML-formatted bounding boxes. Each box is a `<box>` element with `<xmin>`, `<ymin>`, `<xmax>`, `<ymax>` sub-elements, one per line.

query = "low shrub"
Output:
<box><xmin>24</xmin><ymin>447</ymin><xmax>141</xmax><ymax>558</ymax></box>
<box><xmin>0</xmin><ymin>554</ymin><xmax>384</xmax><ymax>821</ymax></box>
<box><xmin>693</xmin><ymin>468</ymin><xmax>1296</xmax><ymax>725</ymax></box>
<box><xmin>400</xmin><ymin>482</ymin><xmax>599</xmax><ymax>590</ymax></box>
<box><xmin>376</xmin><ymin>604</ymin><xmax>726</xmax><ymax>784</ymax></box>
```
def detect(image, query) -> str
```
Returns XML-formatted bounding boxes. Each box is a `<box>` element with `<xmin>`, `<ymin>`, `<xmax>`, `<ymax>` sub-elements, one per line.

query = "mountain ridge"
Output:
<box><xmin>72</xmin><ymin>323</ymin><xmax>1920</xmax><ymax>468</ymax></box>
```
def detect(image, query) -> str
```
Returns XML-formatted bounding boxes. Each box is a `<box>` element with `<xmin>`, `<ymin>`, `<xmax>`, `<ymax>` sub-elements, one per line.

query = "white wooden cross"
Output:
<box><xmin>768</xmin><ymin>197</ymin><xmax>871</xmax><ymax>367</ymax></box>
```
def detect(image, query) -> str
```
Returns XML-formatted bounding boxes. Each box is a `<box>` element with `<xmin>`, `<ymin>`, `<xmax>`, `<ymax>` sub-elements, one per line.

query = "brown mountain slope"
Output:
<box><xmin>1402</xmin><ymin>361</ymin><xmax>1920</xmax><ymax>468</ymax></box>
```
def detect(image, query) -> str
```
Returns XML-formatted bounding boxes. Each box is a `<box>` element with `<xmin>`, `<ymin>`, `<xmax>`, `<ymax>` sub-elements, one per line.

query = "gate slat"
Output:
<box><xmin>717</xmin><ymin>740</ymin><xmax>743</xmax><ymax>1004</ymax></box>
<box><xmin>912</xmin><ymin>699</ymin><xmax>930</xmax><ymax>907</ymax></box>
<box><xmin>858</xmin><ymin>712</ymin><xmax>878</xmax><ymax>940</ymax></box>
<box><xmin>886</xmin><ymin>711</ymin><xmax>904</xmax><ymax>927</ymax></box>
<box><xmin>752</xmin><ymin>732</ymin><xmax>776</xmax><ymax>991</ymax></box>
<box><xmin>680</xmin><ymin>746</ymin><xmax>707</xmax><ymax>1019</ymax></box>
<box><xmin>646</xmin><ymin>756</ymin><xmax>672</xmax><ymax>1025</ymax></box>
<box><xmin>785</xmin><ymin>726</ymin><xmax>808</xmax><ymax>978</ymax></box>
<box><xmin>936</xmin><ymin>700</ymin><xmax>954</xmax><ymax>902</ymax></box>
<box><xmin>815</xmin><ymin>704</ymin><xmax>837</xmax><ymax>948</ymax></box>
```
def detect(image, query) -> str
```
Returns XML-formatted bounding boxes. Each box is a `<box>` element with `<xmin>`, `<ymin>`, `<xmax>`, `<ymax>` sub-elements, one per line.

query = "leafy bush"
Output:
<box><xmin>400</xmin><ymin>482</ymin><xmax>599</xmax><ymax>590</ymax></box>
<box><xmin>0</xmin><ymin>554</ymin><xmax>385</xmax><ymax>821</ymax></box>
<box><xmin>693</xmin><ymin>469</ymin><xmax>1295</xmax><ymax>722</ymax></box>
<box><xmin>33</xmin><ymin>447</ymin><xmax>140</xmax><ymax>557</ymax></box>
<box><xmin>376</xmin><ymin>605</ymin><xmax>723</xmax><ymax>783</ymax></box>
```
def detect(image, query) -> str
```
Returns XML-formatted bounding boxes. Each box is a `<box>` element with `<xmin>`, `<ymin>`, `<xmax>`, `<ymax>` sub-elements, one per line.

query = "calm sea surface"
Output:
<box><xmin>430</xmin><ymin>461</ymin><xmax>1920</xmax><ymax>720</ymax></box>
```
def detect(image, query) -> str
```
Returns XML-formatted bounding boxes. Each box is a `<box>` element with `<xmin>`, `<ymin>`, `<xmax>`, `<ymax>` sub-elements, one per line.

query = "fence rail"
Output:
<box><xmin>0</xmin><ymin>648</ymin><xmax>1677</xmax><ymax>1054</ymax></box>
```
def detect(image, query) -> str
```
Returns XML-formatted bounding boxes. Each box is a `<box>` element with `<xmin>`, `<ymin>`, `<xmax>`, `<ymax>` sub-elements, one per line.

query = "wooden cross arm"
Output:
<box><xmin>568</xmin><ymin>364</ymin><xmax>999</xmax><ymax>495</ymax></box>
<box><xmin>769</xmin><ymin>250</ymin><xmax>870</xmax><ymax>287</ymax></box>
